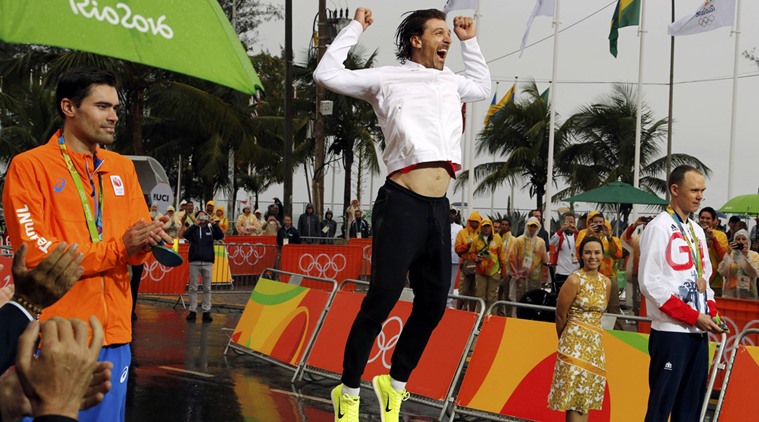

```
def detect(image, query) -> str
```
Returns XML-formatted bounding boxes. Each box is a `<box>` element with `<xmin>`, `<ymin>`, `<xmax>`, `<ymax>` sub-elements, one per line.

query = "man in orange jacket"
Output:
<box><xmin>2</xmin><ymin>67</ymin><xmax>170</xmax><ymax>422</ymax></box>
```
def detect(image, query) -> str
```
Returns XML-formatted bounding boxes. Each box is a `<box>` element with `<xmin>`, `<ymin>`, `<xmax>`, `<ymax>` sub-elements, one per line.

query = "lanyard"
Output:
<box><xmin>58</xmin><ymin>136</ymin><xmax>103</xmax><ymax>243</ymax></box>
<box><xmin>667</xmin><ymin>207</ymin><xmax>703</xmax><ymax>278</ymax></box>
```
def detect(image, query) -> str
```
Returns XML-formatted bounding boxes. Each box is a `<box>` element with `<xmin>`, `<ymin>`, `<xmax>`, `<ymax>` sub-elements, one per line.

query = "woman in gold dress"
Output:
<box><xmin>548</xmin><ymin>236</ymin><xmax>612</xmax><ymax>421</ymax></box>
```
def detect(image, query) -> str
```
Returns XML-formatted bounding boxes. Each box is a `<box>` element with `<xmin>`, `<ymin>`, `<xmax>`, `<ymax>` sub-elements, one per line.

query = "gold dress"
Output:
<box><xmin>548</xmin><ymin>269</ymin><xmax>607</xmax><ymax>413</ymax></box>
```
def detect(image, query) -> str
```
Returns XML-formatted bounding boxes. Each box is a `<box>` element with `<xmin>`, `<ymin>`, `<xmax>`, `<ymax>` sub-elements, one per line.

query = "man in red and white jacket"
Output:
<box><xmin>639</xmin><ymin>165</ymin><xmax>725</xmax><ymax>422</ymax></box>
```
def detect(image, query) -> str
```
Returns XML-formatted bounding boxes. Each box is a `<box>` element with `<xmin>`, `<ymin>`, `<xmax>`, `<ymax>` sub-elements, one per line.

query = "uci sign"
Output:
<box><xmin>150</xmin><ymin>183</ymin><xmax>174</xmax><ymax>213</ymax></box>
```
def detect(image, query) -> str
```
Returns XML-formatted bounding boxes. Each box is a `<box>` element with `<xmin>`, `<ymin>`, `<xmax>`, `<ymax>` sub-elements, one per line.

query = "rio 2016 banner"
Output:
<box><xmin>305</xmin><ymin>290</ymin><xmax>478</xmax><ymax>400</ymax></box>
<box><xmin>456</xmin><ymin>317</ymin><xmax>652</xmax><ymax>421</ymax></box>
<box><xmin>231</xmin><ymin>278</ymin><xmax>331</xmax><ymax>366</ymax></box>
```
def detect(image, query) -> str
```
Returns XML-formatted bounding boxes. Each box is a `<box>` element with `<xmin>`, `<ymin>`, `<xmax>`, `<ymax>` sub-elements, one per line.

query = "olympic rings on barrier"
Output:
<box><xmin>298</xmin><ymin>253</ymin><xmax>347</xmax><ymax>279</ymax></box>
<box><xmin>227</xmin><ymin>243</ymin><xmax>269</xmax><ymax>266</ymax></box>
<box><xmin>367</xmin><ymin>316</ymin><xmax>404</xmax><ymax>369</ymax></box>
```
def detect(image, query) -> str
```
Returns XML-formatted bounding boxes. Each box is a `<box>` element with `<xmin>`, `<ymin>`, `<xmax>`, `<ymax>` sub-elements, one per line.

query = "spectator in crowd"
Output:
<box><xmin>548</xmin><ymin>236</ymin><xmax>611</xmax><ymax>420</ymax></box>
<box><xmin>508</xmin><ymin>217</ymin><xmax>549</xmax><ymax>316</ymax></box>
<box><xmin>470</xmin><ymin>218</ymin><xmax>507</xmax><ymax>312</ymax></box>
<box><xmin>639</xmin><ymin>164</ymin><xmax>724</xmax><ymax>421</ymax></box>
<box><xmin>492</xmin><ymin>219</ymin><xmax>501</xmax><ymax>234</ymax></box>
<box><xmin>550</xmin><ymin>213</ymin><xmax>580</xmax><ymax>291</ymax></box>
<box><xmin>455</xmin><ymin>211</ymin><xmax>482</xmax><ymax>311</ymax></box>
<box><xmin>277</xmin><ymin>215</ymin><xmax>301</xmax><ymax>247</ymax></box>
<box><xmin>448</xmin><ymin>209</ymin><xmax>464</xmax><ymax>307</ymax></box>
<box><xmin>254</xmin><ymin>209</ymin><xmax>266</xmax><ymax>228</ymax></box>
<box><xmin>498</xmin><ymin>217</ymin><xmax>512</xmax><ymax>239</ymax></box>
<box><xmin>204</xmin><ymin>200</ymin><xmax>215</xmax><ymax>216</ymax></box>
<box><xmin>497</xmin><ymin>217</ymin><xmax>515</xmax><ymax>312</ymax></box>
<box><xmin>2</xmin><ymin>67</ymin><xmax>171</xmax><ymax>422</ymax></box>
<box><xmin>265</xmin><ymin>198</ymin><xmax>285</xmax><ymax>225</ymax></box>
<box><xmin>179</xmin><ymin>200</ymin><xmax>196</xmax><ymax>228</ymax></box>
<box><xmin>621</xmin><ymin>216</ymin><xmax>651</xmax><ymax>315</ymax></box>
<box><xmin>528</xmin><ymin>209</ymin><xmax>550</xmax><ymax>251</ymax></box>
<box><xmin>718</xmin><ymin>229</ymin><xmax>759</xmax><ymax>299</ymax></box>
<box><xmin>263</xmin><ymin>215</ymin><xmax>281</xmax><ymax>236</ymax></box>
<box><xmin>349</xmin><ymin>209</ymin><xmax>370</xmax><ymax>238</ymax></box>
<box><xmin>149</xmin><ymin>203</ymin><xmax>163</xmax><ymax>221</ymax></box>
<box><xmin>726</xmin><ymin>215</ymin><xmax>740</xmax><ymax>242</ymax></box>
<box><xmin>750</xmin><ymin>217</ymin><xmax>759</xmax><ymax>253</ymax></box>
<box><xmin>235</xmin><ymin>206</ymin><xmax>259</xmax><ymax>235</ymax></box>
<box><xmin>699</xmin><ymin>207</ymin><xmax>729</xmax><ymax>296</ymax></box>
<box><xmin>213</xmin><ymin>206</ymin><xmax>229</xmax><ymax>234</ymax></box>
<box><xmin>576</xmin><ymin>211</ymin><xmax>624</xmax><ymax>328</ymax></box>
<box><xmin>298</xmin><ymin>203</ymin><xmax>321</xmax><ymax>243</ymax></box>
<box><xmin>163</xmin><ymin>206</ymin><xmax>181</xmax><ymax>239</ymax></box>
<box><xmin>345</xmin><ymin>199</ymin><xmax>360</xmax><ymax>232</ymax></box>
<box><xmin>577</xmin><ymin>213</ymin><xmax>588</xmax><ymax>231</ymax></box>
<box><xmin>183</xmin><ymin>211</ymin><xmax>224</xmax><ymax>323</ymax></box>
<box><xmin>321</xmin><ymin>210</ymin><xmax>338</xmax><ymax>243</ymax></box>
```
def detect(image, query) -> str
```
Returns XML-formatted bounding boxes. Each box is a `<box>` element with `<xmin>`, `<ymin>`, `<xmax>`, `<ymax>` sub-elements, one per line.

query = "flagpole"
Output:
<box><xmin>633</xmin><ymin>0</ymin><xmax>646</xmax><ymax>193</ymax></box>
<box><xmin>727</xmin><ymin>0</ymin><xmax>741</xmax><ymax>200</ymax></box>
<box><xmin>544</xmin><ymin>0</ymin><xmax>560</xmax><ymax>233</ymax></box>
<box><xmin>466</xmin><ymin>0</ymin><xmax>482</xmax><ymax>217</ymax></box>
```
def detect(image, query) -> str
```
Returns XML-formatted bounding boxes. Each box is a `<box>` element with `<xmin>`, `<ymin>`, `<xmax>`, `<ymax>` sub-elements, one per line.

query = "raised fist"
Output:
<box><xmin>354</xmin><ymin>7</ymin><xmax>374</xmax><ymax>31</ymax></box>
<box><xmin>453</xmin><ymin>16</ymin><xmax>476</xmax><ymax>41</ymax></box>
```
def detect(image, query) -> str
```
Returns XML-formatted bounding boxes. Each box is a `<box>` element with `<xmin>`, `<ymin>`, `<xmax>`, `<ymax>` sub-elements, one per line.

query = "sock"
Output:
<box><xmin>390</xmin><ymin>377</ymin><xmax>406</xmax><ymax>392</ymax></box>
<box><xmin>342</xmin><ymin>385</ymin><xmax>360</xmax><ymax>397</ymax></box>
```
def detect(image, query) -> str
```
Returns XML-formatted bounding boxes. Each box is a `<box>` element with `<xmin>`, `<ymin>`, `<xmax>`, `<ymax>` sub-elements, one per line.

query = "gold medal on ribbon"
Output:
<box><xmin>696</xmin><ymin>277</ymin><xmax>707</xmax><ymax>293</ymax></box>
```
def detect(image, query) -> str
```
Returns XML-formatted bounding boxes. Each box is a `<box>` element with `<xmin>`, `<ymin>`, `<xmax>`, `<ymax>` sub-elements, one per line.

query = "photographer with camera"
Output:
<box><xmin>183</xmin><ymin>211</ymin><xmax>224</xmax><ymax>323</ymax></box>
<box><xmin>549</xmin><ymin>213</ymin><xmax>580</xmax><ymax>291</ymax></box>
<box><xmin>698</xmin><ymin>207</ymin><xmax>729</xmax><ymax>297</ymax></box>
<box><xmin>468</xmin><ymin>218</ymin><xmax>507</xmax><ymax>313</ymax></box>
<box><xmin>717</xmin><ymin>229</ymin><xmax>759</xmax><ymax>299</ymax></box>
<box><xmin>621</xmin><ymin>215</ymin><xmax>652</xmax><ymax>315</ymax></box>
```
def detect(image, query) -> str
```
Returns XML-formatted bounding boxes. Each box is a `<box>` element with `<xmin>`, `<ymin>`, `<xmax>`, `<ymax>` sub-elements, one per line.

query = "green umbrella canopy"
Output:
<box><xmin>564</xmin><ymin>181</ymin><xmax>669</xmax><ymax>206</ymax></box>
<box><xmin>720</xmin><ymin>194</ymin><xmax>759</xmax><ymax>216</ymax></box>
<box><xmin>0</xmin><ymin>0</ymin><xmax>263</xmax><ymax>94</ymax></box>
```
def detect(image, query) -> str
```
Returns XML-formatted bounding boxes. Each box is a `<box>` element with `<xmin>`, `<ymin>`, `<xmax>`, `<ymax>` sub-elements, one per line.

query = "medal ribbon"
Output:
<box><xmin>58</xmin><ymin>136</ymin><xmax>103</xmax><ymax>243</ymax></box>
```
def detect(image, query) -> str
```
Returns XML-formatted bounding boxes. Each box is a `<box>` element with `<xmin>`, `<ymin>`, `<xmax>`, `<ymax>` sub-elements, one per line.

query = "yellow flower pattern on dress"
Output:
<box><xmin>548</xmin><ymin>269</ymin><xmax>608</xmax><ymax>413</ymax></box>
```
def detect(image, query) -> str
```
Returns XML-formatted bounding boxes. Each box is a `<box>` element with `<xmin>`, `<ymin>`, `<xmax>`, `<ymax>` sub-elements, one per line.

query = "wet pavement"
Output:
<box><xmin>126</xmin><ymin>299</ymin><xmax>443</xmax><ymax>422</ymax></box>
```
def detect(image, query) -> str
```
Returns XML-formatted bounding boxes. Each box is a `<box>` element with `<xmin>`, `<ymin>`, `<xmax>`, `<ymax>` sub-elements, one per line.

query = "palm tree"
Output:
<box><xmin>556</xmin><ymin>84</ymin><xmax>711</xmax><ymax>208</ymax></box>
<box><xmin>458</xmin><ymin>80</ymin><xmax>565</xmax><ymax>210</ymax></box>
<box><xmin>559</xmin><ymin>84</ymin><xmax>711</xmax><ymax>220</ymax></box>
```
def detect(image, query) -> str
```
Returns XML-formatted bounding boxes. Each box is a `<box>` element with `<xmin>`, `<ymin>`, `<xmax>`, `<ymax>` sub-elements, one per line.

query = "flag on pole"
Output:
<box><xmin>609</xmin><ymin>0</ymin><xmax>641</xmax><ymax>57</ymax></box>
<box><xmin>484</xmin><ymin>83</ymin><xmax>516</xmax><ymax>125</ymax></box>
<box><xmin>668</xmin><ymin>0</ymin><xmax>735</xmax><ymax>37</ymax></box>
<box><xmin>443</xmin><ymin>0</ymin><xmax>477</xmax><ymax>13</ymax></box>
<box><xmin>519</xmin><ymin>0</ymin><xmax>556</xmax><ymax>57</ymax></box>
<box><xmin>540</xmin><ymin>87</ymin><xmax>550</xmax><ymax>103</ymax></box>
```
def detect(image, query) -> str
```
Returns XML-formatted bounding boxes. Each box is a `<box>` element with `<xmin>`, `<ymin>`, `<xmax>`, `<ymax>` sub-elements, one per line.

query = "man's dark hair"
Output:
<box><xmin>729</xmin><ymin>215</ymin><xmax>741</xmax><ymax>224</ymax></box>
<box><xmin>55</xmin><ymin>67</ymin><xmax>119</xmax><ymax>119</ymax></box>
<box><xmin>394</xmin><ymin>9</ymin><xmax>447</xmax><ymax>64</ymax></box>
<box><xmin>562</xmin><ymin>212</ymin><xmax>576</xmax><ymax>221</ymax></box>
<box><xmin>501</xmin><ymin>217</ymin><xmax>511</xmax><ymax>225</ymax></box>
<box><xmin>699</xmin><ymin>207</ymin><xmax>717</xmax><ymax>220</ymax></box>
<box><xmin>668</xmin><ymin>165</ymin><xmax>701</xmax><ymax>193</ymax></box>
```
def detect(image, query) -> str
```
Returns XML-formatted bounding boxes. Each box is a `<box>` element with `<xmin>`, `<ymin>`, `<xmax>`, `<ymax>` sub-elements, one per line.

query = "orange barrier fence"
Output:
<box><xmin>138</xmin><ymin>243</ymin><xmax>233</xmax><ymax>294</ymax></box>
<box><xmin>720</xmin><ymin>344</ymin><xmax>759</xmax><ymax>419</ymax></box>
<box><xmin>0</xmin><ymin>255</ymin><xmax>13</xmax><ymax>287</ymax></box>
<box><xmin>226</xmin><ymin>235</ymin><xmax>277</xmax><ymax>245</ymax></box>
<box><xmin>230</xmin><ymin>276</ymin><xmax>333</xmax><ymax>366</ymax></box>
<box><xmin>304</xmin><ymin>288</ymin><xmax>478</xmax><ymax>401</ymax></box>
<box><xmin>455</xmin><ymin>316</ymin><xmax>651</xmax><ymax>421</ymax></box>
<box><xmin>226</xmin><ymin>243</ymin><xmax>279</xmax><ymax>276</ymax></box>
<box><xmin>278</xmin><ymin>245</ymin><xmax>363</xmax><ymax>290</ymax></box>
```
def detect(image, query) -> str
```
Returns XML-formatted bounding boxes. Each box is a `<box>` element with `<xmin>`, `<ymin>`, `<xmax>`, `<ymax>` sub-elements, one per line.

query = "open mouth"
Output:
<box><xmin>437</xmin><ymin>48</ymin><xmax>447</xmax><ymax>60</ymax></box>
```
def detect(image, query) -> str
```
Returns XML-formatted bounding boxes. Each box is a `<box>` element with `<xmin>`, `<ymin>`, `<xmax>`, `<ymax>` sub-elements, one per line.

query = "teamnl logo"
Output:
<box><xmin>69</xmin><ymin>0</ymin><xmax>174</xmax><ymax>40</ymax></box>
<box><xmin>15</xmin><ymin>204</ymin><xmax>53</xmax><ymax>254</ymax></box>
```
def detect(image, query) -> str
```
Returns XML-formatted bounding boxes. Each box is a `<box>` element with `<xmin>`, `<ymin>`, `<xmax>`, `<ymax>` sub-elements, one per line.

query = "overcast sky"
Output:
<box><xmin>250</xmin><ymin>0</ymin><xmax>759</xmax><ymax>216</ymax></box>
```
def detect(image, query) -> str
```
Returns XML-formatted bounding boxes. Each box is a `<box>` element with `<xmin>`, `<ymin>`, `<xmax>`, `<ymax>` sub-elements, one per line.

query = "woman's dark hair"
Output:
<box><xmin>55</xmin><ymin>67</ymin><xmax>119</xmax><ymax>118</ymax></box>
<box><xmin>578</xmin><ymin>236</ymin><xmax>604</xmax><ymax>269</ymax></box>
<box><xmin>394</xmin><ymin>9</ymin><xmax>447</xmax><ymax>64</ymax></box>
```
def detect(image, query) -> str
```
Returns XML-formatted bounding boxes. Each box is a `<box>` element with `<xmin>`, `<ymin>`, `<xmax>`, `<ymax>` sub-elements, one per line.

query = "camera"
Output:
<box><xmin>733</xmin><ymin>243</ymin><xmax>743</xmax><ymax>250</ymax></box>
<box><xmin>198</xmin><ymin>215</ymin><xmax>209</xmax><ymax>222</ymax></box>
<box><xmin>641</xmin><ymin>216</ymin><xmax>653</xmax><ymax>222</ymax></box>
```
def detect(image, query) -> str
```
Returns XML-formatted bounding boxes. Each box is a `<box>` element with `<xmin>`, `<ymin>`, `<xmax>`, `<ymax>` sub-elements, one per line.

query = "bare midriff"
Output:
<box><xmin>389</xmin><ymin>161</ymin><xmax>453</xmax><ymax>198</ymax></box>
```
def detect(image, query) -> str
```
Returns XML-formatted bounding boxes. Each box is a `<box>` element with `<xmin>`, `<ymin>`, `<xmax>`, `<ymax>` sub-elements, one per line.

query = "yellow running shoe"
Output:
<box><xmin>331</xmin><ymin>384</ymin><xmax>360</xmax><ymax>422</ymax></box>
<box><xmin>372</xmin><ymin>375</ymin><xmax>409</xmax><ymax>422</ymax></box>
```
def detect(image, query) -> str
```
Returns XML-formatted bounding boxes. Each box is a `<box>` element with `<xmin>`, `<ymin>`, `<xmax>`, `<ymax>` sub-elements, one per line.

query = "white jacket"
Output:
<box><xmin>313</xmin><ymin>20</ymin><xmax>491</xmax><ymax>175</ymax></box>
<box><xmin>639</xmin><ymin>211</ymin><xmax>716</xmax><ymax>333</ymax></box>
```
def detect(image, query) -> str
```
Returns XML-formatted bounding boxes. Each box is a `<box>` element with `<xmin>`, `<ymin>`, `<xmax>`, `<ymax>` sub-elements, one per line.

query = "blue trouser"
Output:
<box><xmin>23</xmin><ymin>343</ymin><xmax>132</xmax><ymax>422</ymax></box>
<box><xmin>645</xmin><ymin>329</ymin><xmax>708</xmax><ymax>422</ymax></box>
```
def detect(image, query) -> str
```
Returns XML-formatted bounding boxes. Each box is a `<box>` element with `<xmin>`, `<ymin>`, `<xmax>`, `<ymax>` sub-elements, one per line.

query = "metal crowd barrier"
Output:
<box><xmin>712</xmin><ymin>328</ymin><xmax>759</xmax><ymax>421</ymax></box>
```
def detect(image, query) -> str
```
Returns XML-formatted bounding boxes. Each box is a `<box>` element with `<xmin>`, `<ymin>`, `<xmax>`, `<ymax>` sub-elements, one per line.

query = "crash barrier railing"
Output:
<box><xmin>451</xmin><ymin>300</ymin><xmax>727</xmax><ymax>422</ymax></box>
<box><xmin>713</xmin><ymin>328</ymin><xmax>759</xmax><ymax>421</ymax></box>
<box><xmin>297</xmin><ymin>279</ymin><xmax>485</xmax><ymax>420</ymax></box>
<box><xmin>224</xmin><ymin>268</ymin><xmax>338</xmax><ymax>374</ymax></box>
<box><xmin>346</xmin><ymin>238</ymin><xmax>372</xmax><ymax>279</ymax></box>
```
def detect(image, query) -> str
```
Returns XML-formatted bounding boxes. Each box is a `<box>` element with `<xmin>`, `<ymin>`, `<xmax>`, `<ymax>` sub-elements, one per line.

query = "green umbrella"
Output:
<box><xmin>0</xmin><ymin>0</ymin><xmax>263</xmax><ymax>94</ymax></box>
<box><xmin>720</xmin><ymin>194</ymin><xmax>759</xmax><ymax>216</ymax></box>
<box><xmin>564</xmin><ymin>181</ymin><xmax>669</xmax><ymax>206</ymax></box>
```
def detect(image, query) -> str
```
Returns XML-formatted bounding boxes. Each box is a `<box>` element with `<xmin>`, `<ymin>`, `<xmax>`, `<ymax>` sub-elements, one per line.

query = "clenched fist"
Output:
<box><xmin>453</xmin><ymin>16</ymin><xmax>476</xmax><ymax>41</ymax></box>
<box><xmin>354</xmin><ymin>7</ymin><xmax>374</xmax><ymax>31</ymax></box>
